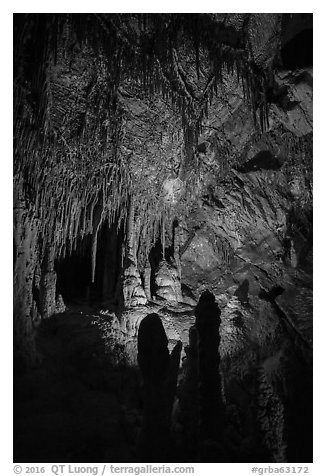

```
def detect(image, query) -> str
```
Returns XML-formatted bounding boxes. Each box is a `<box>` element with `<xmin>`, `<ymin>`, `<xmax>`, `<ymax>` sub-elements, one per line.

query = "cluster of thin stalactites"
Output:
<box><xmin>14</xmin><ymin>13</ymin><xmax>273</xmax><ymax>272</ymax></box>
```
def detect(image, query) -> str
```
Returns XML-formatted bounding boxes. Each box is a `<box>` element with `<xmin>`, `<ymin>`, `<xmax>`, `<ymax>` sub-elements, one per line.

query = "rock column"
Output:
<box><xmin>195</xmin><ymin>290</ymin><xmax>226</xmax><ymax>461</ymax></box>
<box><xmin>39</xmin><ymin>245</ymin><xmax>57</xmax><ymax>319</ymax></box>
<box><xmin>123</xmin><ymin>199</ymin><xmax>147</xmax><ymax>307</ymax></box>
<box><xmin>13</xmin><ymin>205</ymin><xmax>40</xmax><ymax>371</ymax></box>
<box><xmin>137</xmin><ymin>313</ymin><xmax>182</xmax><ymax>461</ymax></box>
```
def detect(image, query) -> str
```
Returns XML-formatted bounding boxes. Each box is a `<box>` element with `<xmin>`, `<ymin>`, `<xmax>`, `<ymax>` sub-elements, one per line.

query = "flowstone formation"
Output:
<box><xmin>14</xmin><ymin>13</ymin><xmax>312</xmax><ymax>463</ymax></box>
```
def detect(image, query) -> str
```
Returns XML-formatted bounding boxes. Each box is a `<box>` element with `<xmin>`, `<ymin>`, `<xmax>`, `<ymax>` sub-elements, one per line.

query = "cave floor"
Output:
<box><xmin>14</xmin><ymin>307</ymin><xmax>141</xmax><ymax>463</ymax></box>
<box><xmin>13</xmin><ymin>302</ymin><xmax>195</xmax><ymax>463</ymax></box>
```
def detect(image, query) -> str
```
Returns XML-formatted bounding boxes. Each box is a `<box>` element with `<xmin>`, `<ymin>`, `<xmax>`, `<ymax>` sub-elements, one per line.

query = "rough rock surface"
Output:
<box><xmin>155</xmin><ymin>260</ymin><xmax>183</xmax><ymax>303</ymax></box>
<box><xmin>123</xmin><ymin>260</ymin><xmax>148</xmax><ymax>308</ymax></box>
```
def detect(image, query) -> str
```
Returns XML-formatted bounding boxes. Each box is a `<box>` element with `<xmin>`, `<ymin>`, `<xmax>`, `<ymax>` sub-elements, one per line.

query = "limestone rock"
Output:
<box><xmin>256</xmin><ymin>367</ymin><xmax>287</xmax><ymax>463</ymax></box>
<box><xmin>55</xmin><ymin>294</ymin><xmax>66</xmax><ymax>314</ymax></box>
<box><xmin>40</xmin><ymin>270</ymin><xmax>57</xmax><ymax>319</ymax></box>
<box><xmin>219</xmin><ymin>296</ymin><xmax>249</xmax><ymax>360</ymax></box>
<box><xmin>155</xmin><ymin>260</ymin><xmax>182</xmax><ymax>303</ymax></box>
<box><xmin>123</xmin><ymin>261</ymin><xmax>147</xmax><ymax>308</ymax></box>
<box><xmin>271</xmin><ymin>69</ymin><xmax>313</xmax><ymax>137</ymax></box>
<box><xmin>31</xmin><ymin>300</ymin><xmax>41</xmax><ymax>328</ymax></box>
<box><xmin>162</xmin><ymin>177</ymin><xmax>184</xmax><ymax>205</ymax></box>
<box><xmin>275</xmin><ymin>283</ymin><xmax>313</xmax><ymax>346</ymax></box>
<box><xmin>13</xmin><ymin>198</ymin><xmax>40</xmax><ymax>369</ymax></box>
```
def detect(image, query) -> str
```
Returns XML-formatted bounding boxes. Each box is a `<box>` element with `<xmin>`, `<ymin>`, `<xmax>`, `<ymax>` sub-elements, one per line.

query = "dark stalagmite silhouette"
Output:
<box><xmin>195</xmin><ymin>290</ymin><xmax>227</xmax><ymax>461</ymax></box>
<box><xmin>138</xmin><ymin>313</ymin><xmax>170</xmax><ymax>384</ymax></box>
<box><xmin>137</xmin><ymin>313</ymin><xmax>182</xmax><ymax>462</ymax></box>
<box><xmin>178</xmin><ymin>325</ymin><xmax>199</xmax><ymax>460</ymax></box>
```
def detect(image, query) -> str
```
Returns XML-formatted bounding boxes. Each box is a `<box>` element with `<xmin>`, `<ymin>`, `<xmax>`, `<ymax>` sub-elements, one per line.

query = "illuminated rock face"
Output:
<box><xmin>123</xmin><ymin>260</ymin><xmax>148</xmax><ymax>308</ymax></box>
<box><xmin>155</xmin><ymin>260</ymin><xmax>183</xmax><ymax>303</ymax></box>
<box><xmin>162</xmin><ymin>177</ymin><xmax>184</xmax><ymax>205</ymax></box>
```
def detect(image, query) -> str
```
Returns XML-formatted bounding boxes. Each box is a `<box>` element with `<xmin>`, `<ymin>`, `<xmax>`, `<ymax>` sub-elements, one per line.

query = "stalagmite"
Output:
<box><xmin>137</xmin><ymin>313</ymin><xmax>182</xmax><ymax>462</ymax></box>
<box><xmin>39</xmin><ymin>244</ymin><xmax>57</xmax><ymax>319</ymax></box>
<box><xmin>122</xmin><ymin>198</ymin><xmax>147</xmax><ymax>307</ymax></box>
<box><xmin>178</xmin><ymin>326</ymin><xmax>199</xmax><ymax>457</ymax></box>
<box><xmin>194</xmin><ymin>290</ymin><xmax>227</xmax><ymax>461</ymax></box>
<box><xmin>143</xmin><ymin>260</ymin><xmax>152</xmax><ymax>301</ymax></box>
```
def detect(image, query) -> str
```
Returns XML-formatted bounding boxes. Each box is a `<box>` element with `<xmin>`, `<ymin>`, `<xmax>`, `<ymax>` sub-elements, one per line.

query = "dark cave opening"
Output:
<box><xmin>55</xmin><ymin>237</ymin><xmax>93</xmax><ymax>304</ymax></box>
<box><xmin>281</xmin><ymin>29</ymin><xmax>313</xmax><ymax>70</ymax></box>
<box><xmin>148</xmin><ymin>235</ymin><xmax>176</xmax><ymax>298</ymax></box>
<box><xmin>92</xmin><ymin>222</ymin><xmax>124</xmax><ymax>305</ymax></box>
<box><xmin>149</xmin><ymin>240</ymin><xmax>164</xmax><ymax>297</ymax></box>
<box><xmin>55</xmin><ymin>222</ymin><xmax>124</xmax><ymax>305</ymax></box>
<box><xmin>237</xmin><ymin>151</ymin><xmax>283</xmax><ymax>173</ymax></box>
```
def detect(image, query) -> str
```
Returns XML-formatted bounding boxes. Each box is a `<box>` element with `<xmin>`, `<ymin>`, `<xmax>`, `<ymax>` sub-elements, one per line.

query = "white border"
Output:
<box><xmin>2</xmin><ymin>4</ymin><xmax>324</xmax><ymax>473</ymax></box>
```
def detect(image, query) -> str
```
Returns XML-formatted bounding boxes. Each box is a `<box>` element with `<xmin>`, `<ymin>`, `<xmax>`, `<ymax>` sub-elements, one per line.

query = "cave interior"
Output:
<box><xmin>13</xmin><ymin>13</ymin><xmax>313</xmax><ymax>463</ymax></box>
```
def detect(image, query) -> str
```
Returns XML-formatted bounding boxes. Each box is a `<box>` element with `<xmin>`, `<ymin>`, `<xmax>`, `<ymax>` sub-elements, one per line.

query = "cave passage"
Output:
<box><xmin>237</xmin><ymin>151</ymin><xmax>283</xmax><ymax>173</ymax></box>
<box><xmin>55</xmin><ymin>222</ymin><xmax>124</xmax><ymax>306</ymax></box>
<box><xmin>55</xmin><ymin>241</ymin><xmax>92</xmax><ymax>304</ymax></box>
<box><xmin>281</xmin><ymin>29</ymin><xmax>313</xmax><ymax>69</ymax></box>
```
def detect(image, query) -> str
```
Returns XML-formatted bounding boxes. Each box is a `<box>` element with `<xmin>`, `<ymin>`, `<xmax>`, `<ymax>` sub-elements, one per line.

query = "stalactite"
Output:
<box><xmin>161</xmin><ymin>212</ymin><xmax>166</xmax><ymax>260</ymax></box>
<box><xmin>14</xmin><ymin>13</ymin><xmax>272</xmax><ymax>277</ymax></box>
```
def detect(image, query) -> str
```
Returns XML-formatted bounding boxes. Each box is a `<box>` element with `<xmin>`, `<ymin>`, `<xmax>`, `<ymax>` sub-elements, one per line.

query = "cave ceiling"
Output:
<box><xmin>14</xmin><ymin>14</ymin><xmax>312</xmax><ymax>257</ymax></box>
